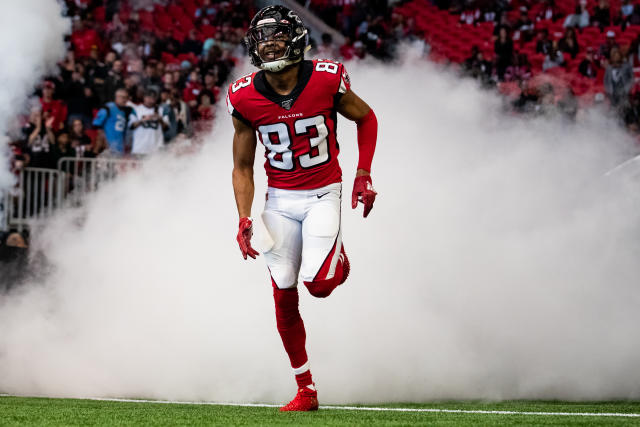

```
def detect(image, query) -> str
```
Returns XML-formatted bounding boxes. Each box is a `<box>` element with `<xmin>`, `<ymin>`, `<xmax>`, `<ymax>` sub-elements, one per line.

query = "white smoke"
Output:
<box><xmin>2</xmin><ymin>55</ymin><xmax>640</xmax><ymax>404</ymax></box>
<box><xmin>0</xmin><ymin>0</ymin><xmax>69</xmax><ymax>192</ymax></box>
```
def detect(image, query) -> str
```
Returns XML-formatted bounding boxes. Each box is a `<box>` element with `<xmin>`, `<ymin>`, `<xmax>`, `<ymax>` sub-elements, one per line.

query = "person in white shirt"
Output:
<box><xmin>130</xmin><ymin>89</ymin><xmax>169</xmax><ymax>155</ymax></box>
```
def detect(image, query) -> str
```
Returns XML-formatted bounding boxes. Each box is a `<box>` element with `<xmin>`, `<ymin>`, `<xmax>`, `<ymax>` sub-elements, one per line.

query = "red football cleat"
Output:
<box><xmin>279</xmin><ymin>386</ymin><xmax>319</xmax><ymax>412</ymax></box>
<box><xmin>339</xmin><ymin>246</ymin><xmax>350</xmax><ymax>285</ymax></box>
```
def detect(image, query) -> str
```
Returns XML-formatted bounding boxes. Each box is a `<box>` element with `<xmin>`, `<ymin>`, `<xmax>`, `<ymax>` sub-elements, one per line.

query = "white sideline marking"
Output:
<box><xmin>2</xmin><ymin>394</ymin><xmax>639</xmax><ymax>418</ymax></box>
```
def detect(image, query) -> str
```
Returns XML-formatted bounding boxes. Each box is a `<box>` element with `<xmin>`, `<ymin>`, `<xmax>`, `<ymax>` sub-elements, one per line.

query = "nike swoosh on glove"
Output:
<box><xmin>352</xmin><ymin>175</ymin><xmax>377</xmax><ymax>218</ymax></box>
<box><xmin>237</xmin><ymin>217</ymin><xmax>259</xmax><ymax>259</ymax></box>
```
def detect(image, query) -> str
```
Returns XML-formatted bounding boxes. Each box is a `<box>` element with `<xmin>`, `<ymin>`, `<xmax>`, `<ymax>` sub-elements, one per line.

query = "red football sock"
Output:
<box><xmin>295</xmin><ymin>369</ymin><xmax>313</xmax><ymax>389</ymax></box>
<box><xmin>273</xmin><ymin>285</ymin><xmax>310</xmax><ymax>382</ymax></box>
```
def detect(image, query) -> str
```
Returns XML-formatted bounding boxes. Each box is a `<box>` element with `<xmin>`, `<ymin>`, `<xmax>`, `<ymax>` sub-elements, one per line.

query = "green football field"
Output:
<box><xmin>1</xmin><ymin>396</ymin><xmax>640</xmax><ymax>426</ymax></box>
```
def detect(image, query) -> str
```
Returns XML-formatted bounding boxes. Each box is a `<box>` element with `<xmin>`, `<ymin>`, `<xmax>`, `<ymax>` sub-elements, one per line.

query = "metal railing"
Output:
<box><xmin>1</xmin><ymin>157</ymin><xmax>142</xmax><ymax>232</ymax></box>
<box><xmin>3</xmin><ymin>168</ymin><xmax>62</xmax><ymax>232</ymax></box>
<box><xmin>57</xmin><ymin>157</ymin><xmax>141</xmax><ymax>208</ymax></box>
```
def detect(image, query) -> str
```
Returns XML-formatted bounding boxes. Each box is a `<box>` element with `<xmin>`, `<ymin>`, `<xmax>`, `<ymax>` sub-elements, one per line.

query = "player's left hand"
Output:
<box><xmin>237</xmin><ymin>217</ymin><xmax>259</xmax><ymax>260</ymax></box>
<box><xmin>352</xmin><ymin>174</ymin><xmax>377</xmax><ymax>218</ymax></box>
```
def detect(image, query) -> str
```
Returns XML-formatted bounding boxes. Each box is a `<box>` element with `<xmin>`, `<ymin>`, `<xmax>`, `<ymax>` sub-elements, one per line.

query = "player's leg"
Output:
<box><xmin>262</xmin><ymin>203</ymin><xmax>317</xmax><ymax>410</ymax></box>
<box><xmin>300</xmin><ymin>184</ymin><xmax>350</xmax><ymax>299</ymax></box>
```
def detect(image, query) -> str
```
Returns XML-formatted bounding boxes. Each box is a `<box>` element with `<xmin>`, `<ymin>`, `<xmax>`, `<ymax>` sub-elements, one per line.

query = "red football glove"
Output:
<box><xmin>352</xmin><ymin>175</ymin><xmax>377</xmax><ymax>218</ymax></box>
<box><xmin>237</xmin><ymin>217</ymin><xmax>259</xmax><ymax>260</ymax></box>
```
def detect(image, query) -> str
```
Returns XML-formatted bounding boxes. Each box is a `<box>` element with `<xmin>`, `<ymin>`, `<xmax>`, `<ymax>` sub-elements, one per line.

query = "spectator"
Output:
<box><xmin>92</xmin><ymin>88</ymin><xmax>135</xmax><ymax>156</ymax></box>
<box><xmin>515</xmin><ymin>7</ymin><xmax>534</xmax><ymax>43</ymax></box>
<box><xmin>536</xmin><ymin>29</ymin><xmax>552</xmax><ymax>55</ymax></box>
<box><xmin>69</xmin><ymin>118</ymin><xmax>92</xmax><ymax>148</ymax></box>
<box><xmin>505</xmin><ymin>53</ymin><xmax>532</xmax><ymax>82</ymax></box>
<box><xmin>182</xmin><ymin>29</ymin><xmax>203</xmax><ymax>56</ymax></box>
<box><xmin>463</xmin><ymin>46</ymin><xmax>493</xmax><ymax>85</ymax></box>
<box><xmin>0</xmin><ymin>231</ymin><xmax>29</xmax><ymax>291</ymax></box>
<box><xmin>353</xmin><ymin>40</ymin><xmax>367</xmax><ymax>59</ymax></box>
<box><xmin>579</xmin><ymin>47</ymin><xmax>600</xmax><ymax>78</ymax></box>
<box><xmin>195</xmin><ymin>0</ymin><xmax>217</xmax><ymax>25</ymax></box>
<box><xmin>70</xmin><ymin>18</ymin><xmax>100</xmax><ymax>58</ymax></box>
<box><xmin>161</xmin><ymin>72</ymin><xmax>175</xmax><ymax>93</ymax></box>
<box><xmin>202</xmin><ymin>70</ymin><xmax>220</xmax><ymax>101</ymax></box>
<box><xmin>624</xmin><ymin>90</ymin><xmax>640</xmax><ymax>130</ymax></box>
<box><xmin>104</xmin><ymin>58</ymin><xmax>124</xmax><ymax>102</ymax></box>
<box><xmin>27</xmin><ymin>109</ymin><xmax>56</xmax><ymax>168</ymax></box>
<box><xmin>543</xmin><ymin>40</ymin><xmax>566</xmax><ymax>71</ymax></box>
<box><xmin>558</xmin><ymin>88</ymin><xmax>578</xmax><ymax>120</ymax></box>
<box><xmin>339</xmin><ymin>36</ymin><xmax>357</xmax><ymax>60</ymax></box>
<box><xmin>629</xmin><ymin>34</ymin><xmax>640</xmax><ymax>67</ymax></box>
<box><xmin>196</xmin><ymin>89</ymin><xmax>215</xmax><ymax>122</ymax></box>
<box><xmin>592</xmin><ymin>0</ymin><xmax>611</xmax><ymax>29</ymax></box>
<box><xmin>559</xmin><ymin>28</ymin><xmax>580</xmax><ymax>59</ymax></box>
<box><xmin>167</xmin><ymin>88</ymin><xmax>190</xmax><ymax>138</ymax></box>
<box><xmin>599</xmin><ymin>31</ymin><xmax>619</xmax><ymax>61</ymax></box>
<box><xmin>130</xmin><ymin>89</ymin><xmax>169</xmax><ymax>156</ymax></box>
<box><xmin>316</xmin><ymin>33</ymin><xmax>339</xmax><ymax>59</ymax></box>
<box><xmin>160</xmin><ymin>88</ymin><xmax>177</xmax><ymax>143</ymax></box>
<box><xmin>141</xmin><ymin>59</ymin><xmax>162</xmax><ymax>89</ymax></box>
<box><xmin>182</xmin><ymin>69</ymin><xmax>203</xmax><ymax>110</ymax></box>
<box><xmin>62</xmin><ymin>65</ymin><xmax>98</xmax><ymax>127</ymax></box>
<box><xmin>604</xmin><ymin>47</ymin><xmax>633</xmax><ymax>109</ymax></box>
<box><xmin>40</xmin><ymin>80</ymin><xmax>67</xmax><ymax>132</ymax></box>
<box><xmin>563</xmin><ymin>3</ymin><xmax>590</xmax><ymax>29</ymax></box>
<box><xmin>494</xmin><ymin>26</ymin><xmax>514</xmax><ymax>80</ymax></box>
<box><xmin>50</xmin><ymin>132</ymin><xmax>77</xmax><ymax>169</ymax></box>
<box><xmin>512</xmin><ymin>80</ymin><xmax>540</xmax><ymax>114</ymax></box>
<box><xmin>629</xmin><ymin>4</ymin><xmax>640</xmax><ymax>25</ymax></box>
<box><xmin>460</xmin><ymin>7</ymin><xmax>481</xmax><ymax>25</ymax></box>
<box><xmin>536</xmin><ymin>0</ymin><xmax>557</xmax><ymax>22</ymax></box>
<box><xmin>482</xmin><ymin>5</ymin><xmax>499</xmax><ymax>23</ymax></box>
<box><xmin>619</xmin><ymin>0</ymin><xmax>634</xmax><ymax>26</ymax></box>
<box><xmin>83</xmin><ymin>132</ymin><xmax>108</xmax><ymax>158</ymax></box>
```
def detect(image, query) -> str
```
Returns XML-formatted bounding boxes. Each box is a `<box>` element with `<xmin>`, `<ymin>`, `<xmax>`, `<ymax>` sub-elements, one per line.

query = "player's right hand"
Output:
<box><xmin>237</xmin><ymin>217</ymin><xmax>259</xmax><ymax>260</ymax></box>
<box><xmin>352</xmin><ymin>175</ymin><xmax>377</xmax><ymax>218</ymax></box>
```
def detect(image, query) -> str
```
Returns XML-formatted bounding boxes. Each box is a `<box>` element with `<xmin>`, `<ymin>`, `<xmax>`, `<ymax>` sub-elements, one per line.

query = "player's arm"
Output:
<box><xmin>231</xmin><ymin>115</ymin><xmax>259</xmax><ymax>259</ymax></box>
<box><xmin>337</xmin><ymin>89</ymin><xmax>378</xmax><ymax>217</ymax></box>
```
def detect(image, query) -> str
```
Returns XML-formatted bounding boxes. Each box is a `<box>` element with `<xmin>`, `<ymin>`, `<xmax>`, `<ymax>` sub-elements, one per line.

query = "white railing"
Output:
<box><xmin>57</xmin><ymin>157</ymin><xmax>141</xmax><ymax>208</ymax></box>
<box><xmin>1</xmin><ymin>157</ymin><xmax>142</xmax><ymax>232</ymax></box>
<box><xmin>3</xmin><ymin>168</ymin><xmax>62</xmax><ymax>232</ymax></box>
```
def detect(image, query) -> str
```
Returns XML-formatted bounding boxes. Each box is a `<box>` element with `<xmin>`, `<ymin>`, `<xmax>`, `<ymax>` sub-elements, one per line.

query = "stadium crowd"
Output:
<box><xmin>388</xmin><ymin>0</ymin><xmax>640</xmax><ymax>131</ymax></box>
<box><xmin>8</xmin><ymin>0</ymin><xmax>254</xmax><ymax>174</ymax></box>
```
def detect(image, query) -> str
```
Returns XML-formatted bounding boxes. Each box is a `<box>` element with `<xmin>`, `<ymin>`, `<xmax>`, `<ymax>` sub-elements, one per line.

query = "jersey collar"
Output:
<box><xmin>254</xmin><ymin>60</ymin><xmax>313</xmax><ymax>111</ymax></box>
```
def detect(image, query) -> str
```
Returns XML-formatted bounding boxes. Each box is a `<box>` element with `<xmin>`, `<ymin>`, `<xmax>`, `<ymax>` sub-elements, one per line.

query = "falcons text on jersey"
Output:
<box><xmin>227</xmin><ymin>59</ymin><xmax>352</xmax><ymax>190</ymax></box>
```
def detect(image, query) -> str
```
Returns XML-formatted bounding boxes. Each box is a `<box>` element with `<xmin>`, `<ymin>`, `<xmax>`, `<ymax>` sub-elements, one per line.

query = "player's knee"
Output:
<box><xmin>303</xmin><ymin>278</ymin><xmax>337</xmax><ymax>299</ymax></box>
<box><xmin>270</xmin><ymin>270</ymin><xmax>298</xmax><ymax>290</ymax></box>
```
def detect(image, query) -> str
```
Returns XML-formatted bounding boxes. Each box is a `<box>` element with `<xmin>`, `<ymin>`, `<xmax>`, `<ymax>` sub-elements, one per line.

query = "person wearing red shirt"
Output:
<box><xmin>228</xmin><ymin>6</ymin><xmax>378</xmax><ymax>412</ymax></box>
<box><xmin>40</xmin><ymin>81</ymin><xmax>67</xmax><ymax>131</ymax></box>
<box><xmin>70</xmin><ymin>19</ymin><xmax>100</xmax><ymax>58</ymax></box>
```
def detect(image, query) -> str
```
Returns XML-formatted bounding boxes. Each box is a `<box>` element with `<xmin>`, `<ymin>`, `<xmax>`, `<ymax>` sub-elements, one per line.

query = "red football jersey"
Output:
<box><xmin>227</xmin><ymin>59</ymin><xmax>351</xmax><ymax>190</ymax></box>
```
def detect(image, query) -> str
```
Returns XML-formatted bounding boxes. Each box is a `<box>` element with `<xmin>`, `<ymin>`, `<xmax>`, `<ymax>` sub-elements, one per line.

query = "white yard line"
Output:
<box><xmin>2</xmin><ymin>394</ymin><xmax>639</xmax><ymax>418</ymax></box>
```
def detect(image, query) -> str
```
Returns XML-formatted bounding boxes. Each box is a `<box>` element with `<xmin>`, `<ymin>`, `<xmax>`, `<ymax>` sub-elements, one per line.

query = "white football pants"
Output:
<box><xmin>261</xmin><ymin>183</ymin><xmax>343</xmax><ymax>289</ymax></box>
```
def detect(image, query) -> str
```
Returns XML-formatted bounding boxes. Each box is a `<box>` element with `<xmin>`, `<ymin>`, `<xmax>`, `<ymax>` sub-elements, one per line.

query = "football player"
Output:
<box><xmin>228</xmin><ymin>5</ymin><xmax>378</xmax><ymax>411</ymax></box>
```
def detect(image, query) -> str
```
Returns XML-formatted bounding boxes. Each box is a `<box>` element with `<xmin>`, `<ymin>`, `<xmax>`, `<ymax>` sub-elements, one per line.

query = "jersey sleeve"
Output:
<box><xmin>92</xmin><ymin>107</ymin><xmax>108</xmax><ymax>128</ymax></box>
<box><xmin>338</xmin><ymin>62</ymin><xmax>352</xmax><ymax>95</ymax></box>
<box><xmin>127</xmin><ymin>108</ymin><xmax>138</xmax><ymax>128</ymax></box>
<box><xmin>329</xmin><ymin>61</ymin><xmax>351</xmax><ymax>105</ymax></box>
<box><xmin>226</xmin><ymin>81</ymin><xmax>252</xmax><ymax>128</ymax></box>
